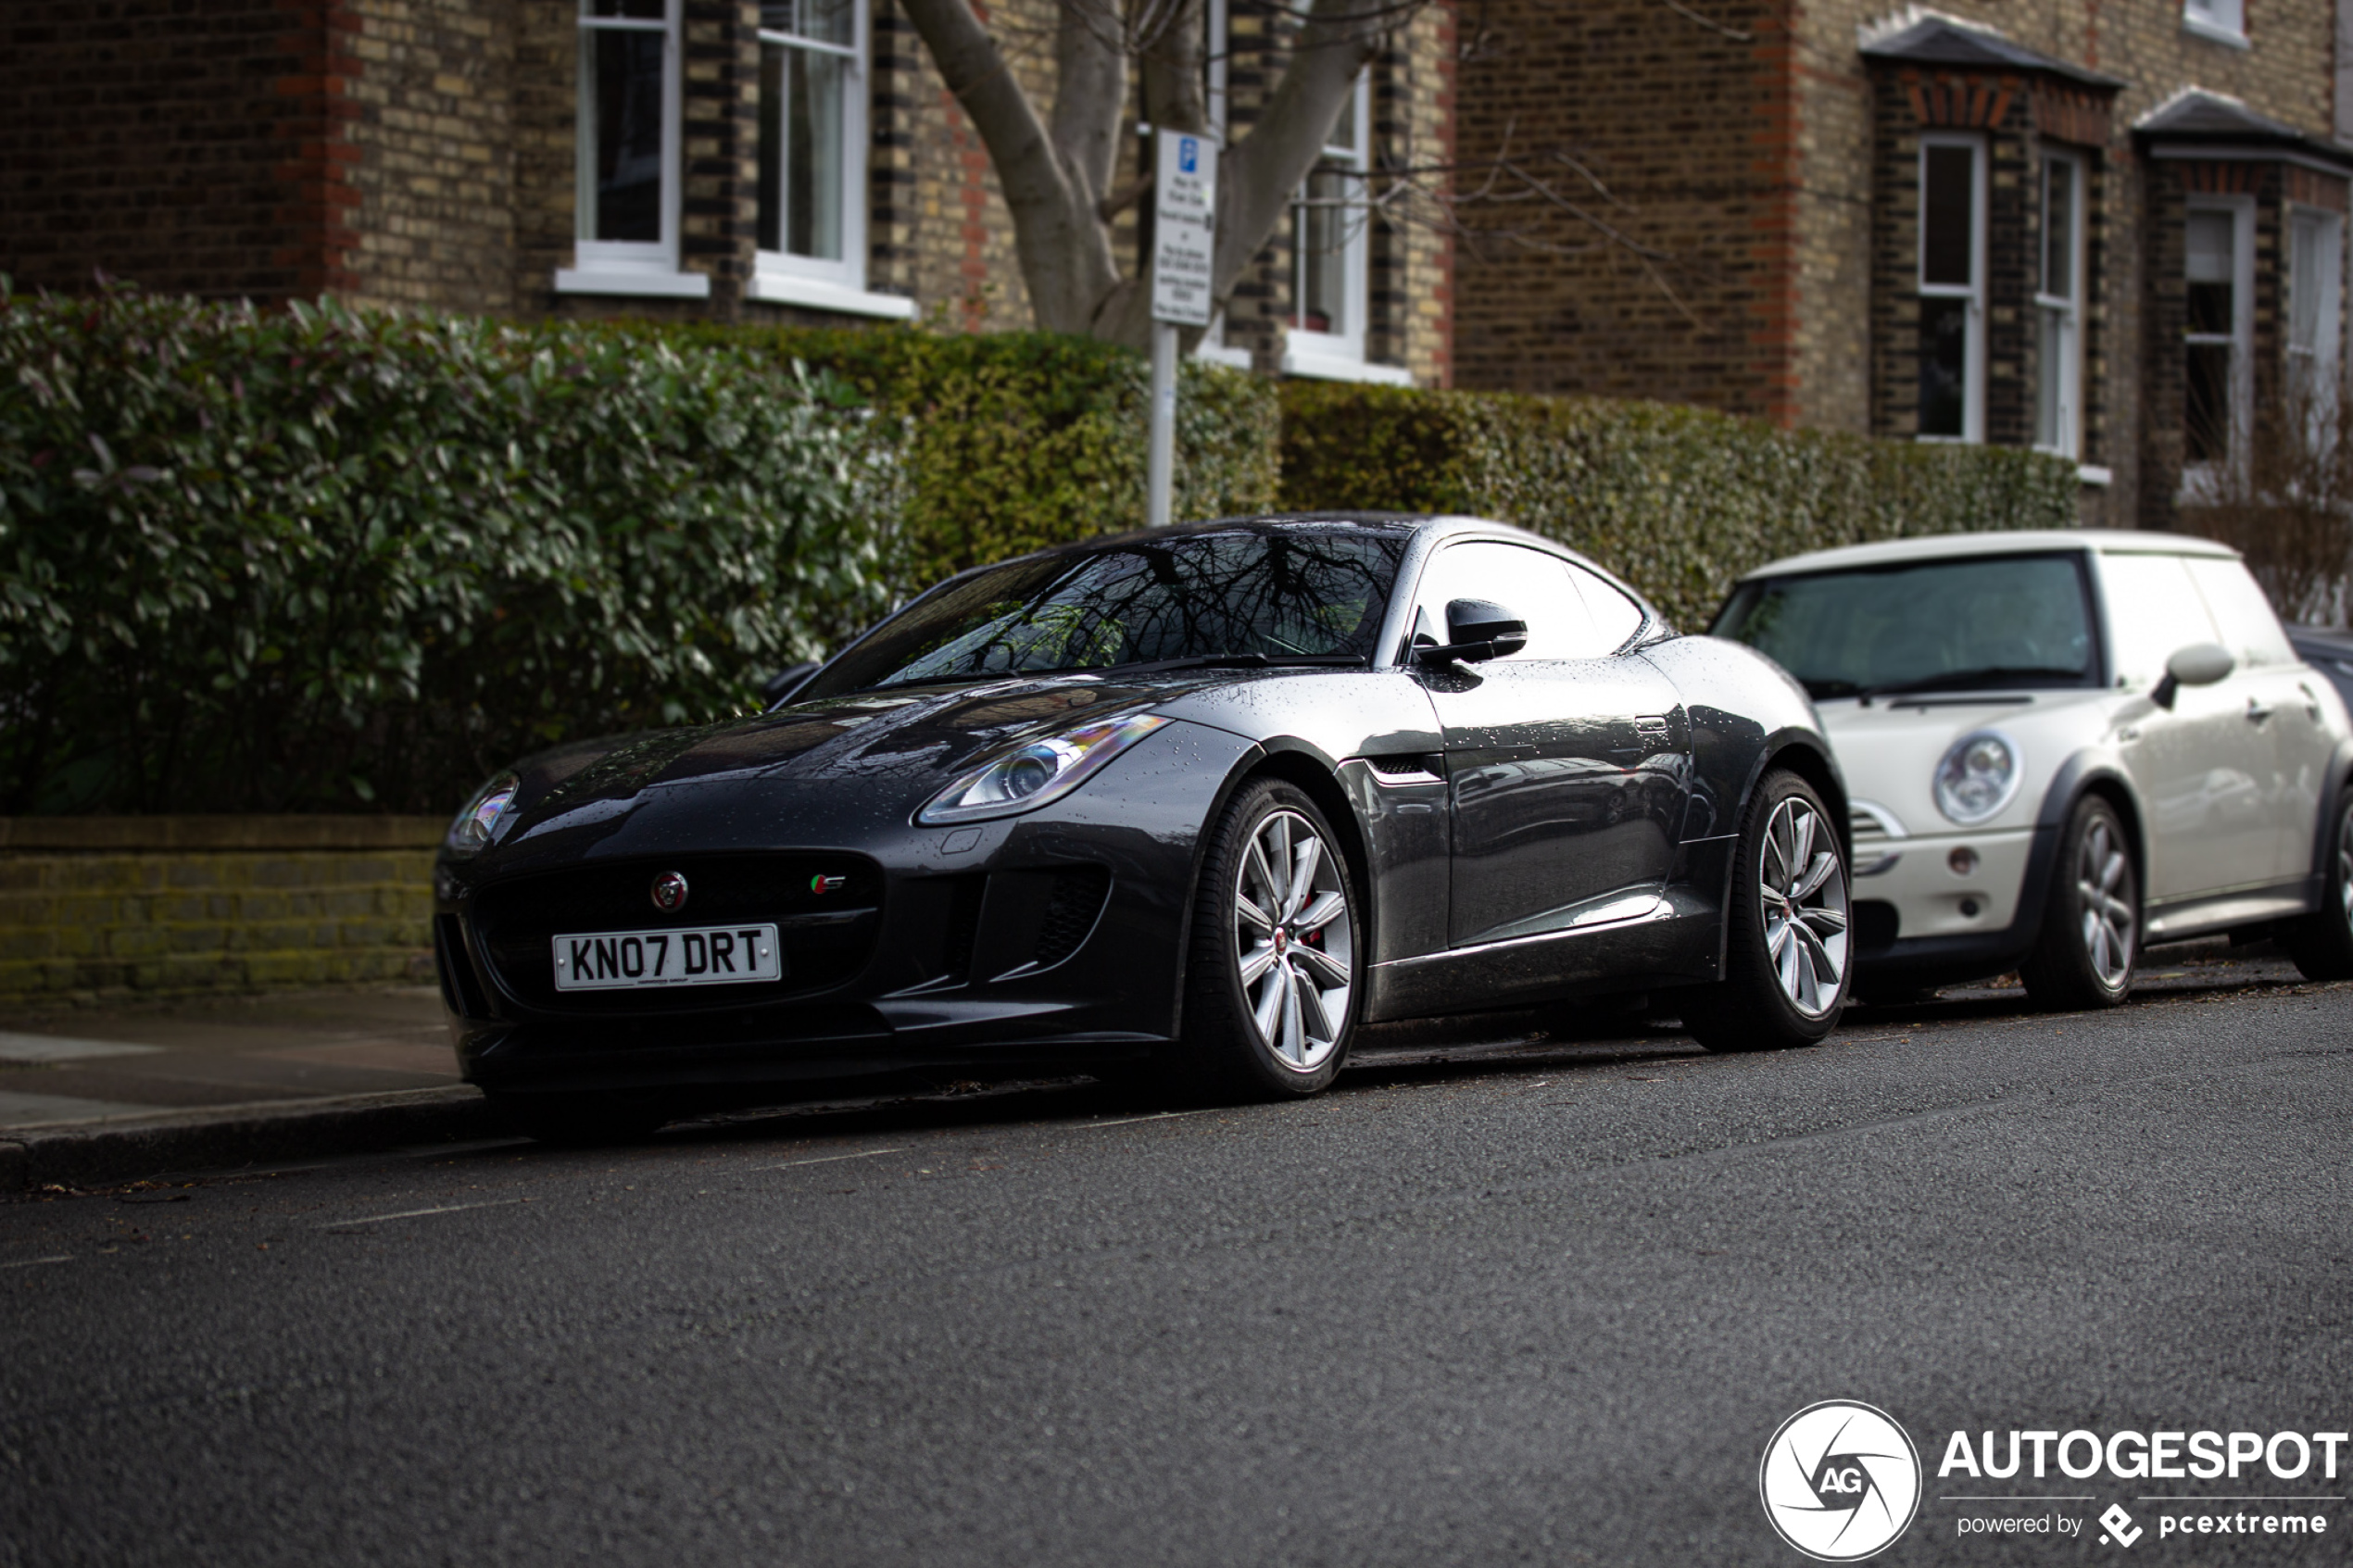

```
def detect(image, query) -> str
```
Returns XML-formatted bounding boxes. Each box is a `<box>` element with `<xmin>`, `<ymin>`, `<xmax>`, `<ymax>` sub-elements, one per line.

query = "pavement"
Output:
<box><xmin>3</xmin><ymin>946</ymin><xmax>2348</xmax><ymax>1564</ymax></box>
<box><xmin>0</xmin><ymin>940</ymin><xmax>2314</xmax><ymax>1192</ymax></box>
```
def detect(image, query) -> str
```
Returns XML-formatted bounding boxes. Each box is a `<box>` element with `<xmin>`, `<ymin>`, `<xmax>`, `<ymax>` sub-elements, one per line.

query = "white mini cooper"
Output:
<box><xmin>1713</xmin><ymin>531</ymin><xmax>2353</xmax><ymax>1008</ymax></box>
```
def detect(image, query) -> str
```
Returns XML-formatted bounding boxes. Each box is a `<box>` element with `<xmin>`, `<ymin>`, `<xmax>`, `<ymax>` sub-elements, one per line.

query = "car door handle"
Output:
<box><xmin>2301</xmin><ymin>683</ymin><xmax>2324</xmax><ymax>721</ymax></box>
<box><xmin>2246</xmin><ymin>696</ymin><xmax>2274</xmax><ymax>723</ymax></box>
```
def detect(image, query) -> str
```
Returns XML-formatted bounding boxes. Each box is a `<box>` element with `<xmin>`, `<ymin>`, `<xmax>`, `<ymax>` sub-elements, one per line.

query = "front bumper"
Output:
<box><xmin>1851</xmin><ymin>822</ymin><xmax>2059</xmax><ymax>987</ymax></box>
<box><xmin>432</xmin><ymin>722</ymin><xmax>1257</xmax><ymax>1098</ymax></box>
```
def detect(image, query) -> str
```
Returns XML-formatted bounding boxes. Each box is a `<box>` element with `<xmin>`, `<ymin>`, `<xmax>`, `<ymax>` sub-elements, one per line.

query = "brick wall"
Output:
<box><xmin>0</xmin><ymin>819</ymin><xmax>437</xmax><ymax>999</ymax></box>
<box><xmin>0</xmin><ymin>0</ymin><xmax>357</xmax><ymax>302</ymax></box>
<box><xmin>1448</xmin><ymin>0</ymin><xmax>1793</xmax><ymax>418</ymax></box>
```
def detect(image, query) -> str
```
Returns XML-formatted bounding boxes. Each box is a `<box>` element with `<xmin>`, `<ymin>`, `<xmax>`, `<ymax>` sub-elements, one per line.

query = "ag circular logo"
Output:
<box><xmin>648</xmin><ymin>871</ymin><xmax>690</xmax><ymax>914</ymax></box>
<box><xmin>1759</xmin><ymin>1400</ymin><xmax>1921</xmax><ymax>1562</ymax></box>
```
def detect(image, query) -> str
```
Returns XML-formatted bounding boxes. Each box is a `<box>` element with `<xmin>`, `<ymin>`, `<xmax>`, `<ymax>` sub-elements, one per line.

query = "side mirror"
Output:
<box><xmin>762</xmin><ymin>660</ymin><xmax>821</xmax><ymax>708</ymax></box>
<box><xmin>1416</xmin><ymin>598</ymin><xmax>1529</xmax><ymax>666</ymax></box>
<box><xmin>2150</xmin><ymin>642</ymin><xmax>2234</xmax><ymax>710</ymax></box>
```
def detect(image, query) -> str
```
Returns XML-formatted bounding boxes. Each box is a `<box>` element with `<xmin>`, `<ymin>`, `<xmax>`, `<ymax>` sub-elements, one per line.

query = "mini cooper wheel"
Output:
<box><xmin>1682</xmin><ymin>769</ymin><xmax>1851</xmax><ymax>1052</ymax></box>
<box><xmin>1174</xmin><ymin>779</ymin><xmax>1362</xmax><ymax>1099</ymax></box>
<box><xmin>2020</xmin><ymin>794</ymin><xmax>2137</xmax><ymax>1010</ymax></box>
<box><xmin>2280</xmin><ymin>792</ymin><xmax>2353</xmax><ymax>981</ymax></box>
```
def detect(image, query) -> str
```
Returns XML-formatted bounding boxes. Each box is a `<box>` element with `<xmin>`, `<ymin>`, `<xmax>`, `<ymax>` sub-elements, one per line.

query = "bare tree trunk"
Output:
<box><xmin>899</xmin><ymin>0</ymin><xmax>1384</xmax><ymax>351</ymax></box>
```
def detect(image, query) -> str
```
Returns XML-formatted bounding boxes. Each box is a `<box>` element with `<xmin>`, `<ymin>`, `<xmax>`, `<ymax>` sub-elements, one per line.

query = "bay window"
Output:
<box><xmin>2183</xmin><ymin>196</ymin><xmax>2253</xmax><ymax>470</ymax></box>
<box><xmin>1918</xmin><ymin>133</ymin><xmax>1985</xmax><ymax>442</ymax></box>
<box><xmin>561</xmin><ymin>0</ymin><xmax>708</xmax><ymax>296</ymax></box>
<box><xmin>2034</xmin><ymin>153</ymin><xmax>2085</xmax><ymax>458</ymax></box>
<box><xmin>2288</xmin><ymin>207</ymin><xmax>2345</xmax><ymax>430</ymax></box>
<box><xmin>750</xmin><ymin>0</ymin><xmax>906</xmax><ymax>315</ymax></box>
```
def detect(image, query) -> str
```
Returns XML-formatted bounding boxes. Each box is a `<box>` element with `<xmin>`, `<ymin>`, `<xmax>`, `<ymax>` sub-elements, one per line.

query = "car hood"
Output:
<box><xmin>1817</xmin><ymin>687</ymin><xmax>2122</xmax><ymax>836</ymax></box>
<box><xmin>472</xmin><ymin>671</ymin><xmax>1240</xmax><ymax>864</ymax></box>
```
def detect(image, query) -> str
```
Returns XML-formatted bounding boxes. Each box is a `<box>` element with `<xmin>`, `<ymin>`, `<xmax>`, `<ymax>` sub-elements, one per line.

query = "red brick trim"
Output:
<box><xmin>2180</xmin><ymin>160</ymin><xmax>2259</xmax><ymax>194</ymax></box>
<box><xmin>1750</xmin><ymin>11</ymin><xmax>1800</xmax><ymax>428</ymax></box>
<box><xmin>2032</xmin><ymin>82</ymin><xmax>2111</xmax><ymax>148</ymax></box>
<box><xmin>1901</xmin><ymin>70</ymin><xmax>2020</xmax><ymax>131</ymax></box>
<box><xmin>2286</xmin><ymin>165</ymin><xmax>2350</xmax><ymax>213</ymax></box>
<box><xmin>271</xmin><ymin>0</ymin><xmax>363</xmax><ymax>297</ymax></box>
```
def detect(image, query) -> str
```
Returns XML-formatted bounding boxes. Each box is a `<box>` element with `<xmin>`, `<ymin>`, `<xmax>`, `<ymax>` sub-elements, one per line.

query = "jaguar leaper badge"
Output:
<box><xmin>649</xmin><ymin>871</ymin><xmax>690</xmax><ymax>913</ymax></box>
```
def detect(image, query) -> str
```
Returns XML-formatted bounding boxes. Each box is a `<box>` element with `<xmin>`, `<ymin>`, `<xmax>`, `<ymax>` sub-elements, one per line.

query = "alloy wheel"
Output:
<box><xmin>2336</xmin><ymin>804</ymin><xmax>2353</xmax><ymax>927</ymax></box>
<box><xmin>1761</xmin><ymin>796</ymin><xmax>1849</xmax><ymax>1019</ymax></box>
<box><xmin>2074</xmin><ymin>816</ymin><xmax>2136</xmax><ymax>989</ymax></box>
<box><xmin>1233</xmin><ymin>809</ymin><xmax>1353</xmax><ymax>1073</ymax></box>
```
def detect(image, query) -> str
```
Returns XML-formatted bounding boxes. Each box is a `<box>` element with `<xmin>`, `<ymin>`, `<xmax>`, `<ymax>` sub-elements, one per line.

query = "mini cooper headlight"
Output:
<box><xmin>446</xmin><ymin>771</ymin><xmax>521</xmax><ymax>856</ymax></box>
<box><xmin>919</xmin><ymin>713</ymin><xmax>1172</xmax><ymax>826</ymax></box>
<box><xmin>1932</xmin><ymin>731</ymin><xmax>2021</xmax><ymax>825</ymax></box>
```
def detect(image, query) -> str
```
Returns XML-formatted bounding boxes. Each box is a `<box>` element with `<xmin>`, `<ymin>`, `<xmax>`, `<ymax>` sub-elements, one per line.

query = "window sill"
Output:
<box><xmin>1280</xmin><ymin>343</ymin><xmax>1413</xmax><ymax>386</ymax></box>
<box><xmin>2181</xmin><ymin>14</ymin><xmax>2250</xmax><ymax>48</ymax></box>
<box><xmin>554</xmin><ymin>266</ymin><xmax>713</xmax><ymax>299</ymax></box>
<box><xmin>1192</xmin><ymin>339</ymin><xmax>1253</xmax><ymax>370</ymax></box>
<box><xmin>2075</xmin><ymin>464</ymin><xmax>2113</xmax><ymax>487</ymax></box>
<box><xmin>747</xmin><ymin>270</ymin><xmax>917</xmax><ymax>320</ymax></box>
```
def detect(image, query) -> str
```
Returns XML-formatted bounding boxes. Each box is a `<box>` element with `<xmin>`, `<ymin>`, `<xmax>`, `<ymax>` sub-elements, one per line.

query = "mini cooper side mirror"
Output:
<box><xmin>762</xmin><ymin>660</ymin><xmax>822</xmax><ymax>708</ymax></box>
<box><xmin>2150</xmin><ymin>641</ymin><xmax>2235</xmax><ymax>710</ymax></box>
<box><xmin>1416</xmin><ymin>598</ymin><xmax>1529</xmax><ymax>666</ymax></box>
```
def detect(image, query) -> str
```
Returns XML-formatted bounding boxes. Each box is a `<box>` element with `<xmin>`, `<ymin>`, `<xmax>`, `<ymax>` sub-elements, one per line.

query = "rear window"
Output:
<box><xmin>1712</xmin><ymin>552</ymin><xmax>2099</xmax><ymax>699</ymax></box>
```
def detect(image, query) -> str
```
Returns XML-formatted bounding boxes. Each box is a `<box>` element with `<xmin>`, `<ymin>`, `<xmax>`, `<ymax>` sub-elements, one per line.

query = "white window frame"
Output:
<box><xmin>2287</xmin><ymin>204</ymin><xmax>2345</xmax><ymax>441</ymax></box>
<box><xmin>1917</xmin><ymin>132</ymin><xmax>1987</xmax><ymax>445</ymax></box>
<box><xmin>2034</xmin><ymin>151</ymin><xmax>2086</xmax><ymax>460</ymax></box>
<box><xmin>747</xmin><ymin>0</ymin><xmax>912</xmax><ymax>320</ymax></box>
<box><xmin>1279</xmin><ymin>71</ymin><xmax>1410</xmax><ymax>385</ymax></box>
<box><xmin>559</xmin><ymin>0</ymin><xmax>709</xmax><ymax>298</ymax></box>
<box><xmin>2182</xmin><ymin>0</ymin><xmax>2250</xmax><ymax>49</ymax></box>
<box><xmin>1193</xmin><ymin>0</ymin><xmax>1253</xmax><ymax>369</ymax></box>
<box><xmin>2183</xmin><ymin>193</ymin><xmax>2256</xmax><ymax>485</ymax></box>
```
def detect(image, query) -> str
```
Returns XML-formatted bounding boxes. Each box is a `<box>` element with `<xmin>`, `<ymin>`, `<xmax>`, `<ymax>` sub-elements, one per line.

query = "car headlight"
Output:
<box><xmin>918</xmin><ymin>713</ymin><xmax>1172</xmax><ymax>826</ymax></box>
<box><xmin>1932</xmin><ymin>731</ymin><xmax>2021</xmax><ymax>825</ymax></box>
<box><xmin>446</xmin><ymin>771</ymin><xmax>520</xmax><ymax>856</ymax></box>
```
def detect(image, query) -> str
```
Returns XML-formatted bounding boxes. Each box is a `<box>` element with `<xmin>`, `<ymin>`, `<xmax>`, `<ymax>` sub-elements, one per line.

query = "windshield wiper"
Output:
<box><xmin>1852</xmin><ymin>666</ymin><xmax>2087</xmax><ymax>703</ymax></box>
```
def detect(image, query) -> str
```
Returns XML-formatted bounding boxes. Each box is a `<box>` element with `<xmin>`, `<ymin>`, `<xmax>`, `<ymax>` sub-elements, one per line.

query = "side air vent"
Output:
<box><xmin>1368</xmin><ymin>752</ymin><xmax>1444</xmax><ymax>779</ymax></box>
<box><xmin>434</xmin><ymin>913</ymin><xmax>493</xmax><ymax>1019</ymax></box>
<box><xmin>1033</xmin><ymin>866</ymin><xmax>1112</xmax><ymax>969</ymax></box>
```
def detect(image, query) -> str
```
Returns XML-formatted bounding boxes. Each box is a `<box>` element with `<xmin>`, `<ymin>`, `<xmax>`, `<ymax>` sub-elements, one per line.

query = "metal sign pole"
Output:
<box><xmin>1147</xmin><ymin>128</ymin><xmax>1217</xmax><ymax>531</ymax></box>
<box><xmin>1147</xmin><ymin>322</ymin><xmax>1177</xmax><ymax>530</ymax></box>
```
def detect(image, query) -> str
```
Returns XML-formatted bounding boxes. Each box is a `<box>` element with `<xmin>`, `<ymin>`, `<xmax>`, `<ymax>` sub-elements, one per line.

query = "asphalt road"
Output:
<box><xmin>3</xmin><ymin>973</ymin><xmax>2349</xmax><ymax>1567</ymax></box>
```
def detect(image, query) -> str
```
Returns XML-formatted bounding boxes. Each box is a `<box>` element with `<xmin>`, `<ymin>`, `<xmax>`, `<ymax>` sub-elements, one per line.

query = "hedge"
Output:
<box><xmin>1278</xmin><ymin>383</ymin><xmax>2082</xmax><ymax>630</ymax></box>
<box><xmin>4</xmin><ymin>285</ymin><xmax>2075</xmax><ymax>818</ymax></box>
<box><xmin>0</xmin><ymin>288</ymin><xmax>886</xmax><ymax>814</ymax></box>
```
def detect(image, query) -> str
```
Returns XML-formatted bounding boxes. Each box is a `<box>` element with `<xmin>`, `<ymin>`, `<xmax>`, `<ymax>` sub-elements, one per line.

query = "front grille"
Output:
<box><xmin>1849</xmin><ymin>806</ymin><xmax>1902</xmax><ymax>875</ymax></box>
<box><xmin>434</xmin><ymin>913</ymin><xmax>492</xmax><ymax>1018</ymax></box>
<box><xmin>469</xmin><ymin>852</ymin><xmax>883</xmax><ymax>1012</ymax></box>
<box><xmin>1032</xmin><ymin>866</ymin><xmax>1112</xmax><ymax>969</ymax></box>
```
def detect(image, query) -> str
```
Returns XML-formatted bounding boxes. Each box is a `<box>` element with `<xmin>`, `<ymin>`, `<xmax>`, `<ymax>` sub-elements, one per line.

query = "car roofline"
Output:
<box><xmin>1736</xmin><ymin>529</ymin><xmax>2241</xmax><ymax>583</ymax></box>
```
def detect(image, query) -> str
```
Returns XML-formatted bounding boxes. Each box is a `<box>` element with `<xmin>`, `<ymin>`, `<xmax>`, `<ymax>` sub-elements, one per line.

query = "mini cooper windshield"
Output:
<box><xmin>1713</xmin><ymin>552</ymin><xmax>2100</xmax><ymax>700</ymax></box>
<box><xmin>803</xmin><ymin>528</ymin><xmax>1407</xmax><ymax>697</ymax></box>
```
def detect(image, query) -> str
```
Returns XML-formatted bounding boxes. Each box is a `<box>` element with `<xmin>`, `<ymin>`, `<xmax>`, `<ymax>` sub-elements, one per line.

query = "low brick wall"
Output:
<box><xmin>0</xmin><ymin>817</ymin><xmax>442</xmax><ymax>999</ymax></box>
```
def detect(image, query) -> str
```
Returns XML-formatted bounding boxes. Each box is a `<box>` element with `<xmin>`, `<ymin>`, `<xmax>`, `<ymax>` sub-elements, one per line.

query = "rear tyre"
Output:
<box><xmin>1681</xmin><ymin>769</ymin><xmax>1851</xmax><ymax>1052</ymax></box>
<box><xmin>2280</xmin><ymin>795</ymin><xmax>2353</xmax><ymax>981</ymax></box>
<box><xmin>2019</xmin><ymin>794</ymin><xmax>2137</xmax><ymax>1010</ymax></box>
<box><xmin>1165</xmin><ymin>779</ymin><xmax>1363</xmax><ymax>1101</ymax></box>
<box><xmin>487</xmin><ymin>1089</ymin><xmax>671</xmax><ymax>1146</ymax></box>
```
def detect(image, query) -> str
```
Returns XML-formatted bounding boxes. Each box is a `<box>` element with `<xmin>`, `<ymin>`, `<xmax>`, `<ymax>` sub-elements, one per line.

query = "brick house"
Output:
<box><xmin>1451</xmin><ymin>1</ymin><xmax>2353</xmax><ymax>529</ymax></box>
<box><xmin>0</xmin><ymin>0</ymin><xmax>1453</xmax><ymax>387</ymax></box>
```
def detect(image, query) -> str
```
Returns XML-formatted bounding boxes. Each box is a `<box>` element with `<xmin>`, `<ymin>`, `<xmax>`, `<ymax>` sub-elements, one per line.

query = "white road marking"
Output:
<box><xmin>323</xmin><ymin>1199</ymin><xmax>525</xmax><ymax>1229</ymax></box>
<box><xmin>761</xmin><ymin>1147</ymin><xmax>908</xmax><ymax>1170</ymax></box>
<box><xmin>1070</xmin><ymin>1109</ymin><xmax>1216</xmax><ymax>1130</ymax></box>
<box><xmin>0</xmin><ymin>1032</ymin><xmax>165</xmax><ymax>1063</ymax></box>
<box><xmin>1</xmin><ymin>1255</ymin><xmax>72</xmax><ymax>1270</ymax></box>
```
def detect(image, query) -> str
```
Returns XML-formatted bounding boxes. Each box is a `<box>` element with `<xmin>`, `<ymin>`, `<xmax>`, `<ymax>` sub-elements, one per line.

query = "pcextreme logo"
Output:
<box><xmin>1760</xmin><ymin>1400</ymin><xmax>1925</xmax><ymax>1562</ymax></box>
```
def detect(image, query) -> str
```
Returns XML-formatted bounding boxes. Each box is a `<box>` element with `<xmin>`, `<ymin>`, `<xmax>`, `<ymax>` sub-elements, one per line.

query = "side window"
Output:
<box><xmin>1411</xmin><ymin>543</ymin><xmax>1593</xmax><ymax>661</ymax></box>
<box><xmin>2098</xmin><ymin>553</ymin><xmax>2222</xmax><ymax>684</ymax></box>
<box><xmin>1563</xmin><ymin>562</ymin><xmax>1646</xmax><ymax>656</ymax></box>
<box><xmin>2183</xmin><ymin>557</ymin><xmax>2294</xmax><ymax>668</ymax></box>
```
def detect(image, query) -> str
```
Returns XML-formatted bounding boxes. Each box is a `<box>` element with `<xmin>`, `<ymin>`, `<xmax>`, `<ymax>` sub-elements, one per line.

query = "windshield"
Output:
<box><xmin>799</xmin><ymin>528</ymin><xmax>1407</xmax><ymax>698</ymax></box>
<box><xmin>1710</xmin><ymin>552</ymin><xmax>2099</xmax><ymax>700</ymax></box>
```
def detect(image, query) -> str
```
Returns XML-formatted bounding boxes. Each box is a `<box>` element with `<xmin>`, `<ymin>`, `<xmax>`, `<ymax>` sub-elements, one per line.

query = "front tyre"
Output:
<box><xmin>2279</xmin><ymin>794</ymin><xmax>2353</xmax><ymax>981</ymax></box>
<box><xmin>1682</xmin><ymin>769</ymin><xmax>1852</xmax><ymax>1052</ymax></box>
<box><xmin>1172</xmin><ymin>779</ymin><xmax>1363</xmax><ymax>1100</ymax></box>
<box><xmin>2019</xmin><ymin>794</ymin><xmax>2137</xmax><ymax>1010</ymax></box>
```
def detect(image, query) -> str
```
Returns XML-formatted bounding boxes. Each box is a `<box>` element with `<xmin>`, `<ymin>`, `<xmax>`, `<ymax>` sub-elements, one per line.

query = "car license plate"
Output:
<box><xmin>551</xmin><ymin>923</ymin><xmax>783</xmax><ymax>992</ymax></box>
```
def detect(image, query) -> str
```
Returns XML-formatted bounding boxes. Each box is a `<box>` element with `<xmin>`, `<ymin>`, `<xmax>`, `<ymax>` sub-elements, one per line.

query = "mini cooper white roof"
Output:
<box><xmin>1738</xmin><ymin>529</ymin><xmax>2241</xmax><ymax>582</ymax></box>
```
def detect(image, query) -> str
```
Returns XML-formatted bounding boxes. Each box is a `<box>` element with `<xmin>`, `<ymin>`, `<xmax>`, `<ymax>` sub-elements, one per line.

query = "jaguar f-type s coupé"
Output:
<box><xmin>434</xmin><ymin>516</ymin><xmax>1854</xmax><ymax>1140</ymax></box>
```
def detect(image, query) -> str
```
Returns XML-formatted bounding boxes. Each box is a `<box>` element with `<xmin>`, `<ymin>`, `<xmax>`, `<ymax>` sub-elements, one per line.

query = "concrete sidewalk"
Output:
<box><xmin>0</xmin><ymin>985</ymin><xmax>492</xmax><ymax>1191</ymax></box>
<box><xmin>0</xmin><ymin>941</ymin><xmax>2316</xmax><ymax>1193</ymax></box>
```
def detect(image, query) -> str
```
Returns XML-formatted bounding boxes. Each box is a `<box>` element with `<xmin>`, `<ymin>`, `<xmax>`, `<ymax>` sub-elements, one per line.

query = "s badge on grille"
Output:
<box><xmin>649</xmin><ymin>871</ymin><xmax>690</xmax><ymax>913</ymax></box>
<box><xmin>810</xmin><ymin>873</ymin><xmax>848</xmax><ymax>896</ymax></box>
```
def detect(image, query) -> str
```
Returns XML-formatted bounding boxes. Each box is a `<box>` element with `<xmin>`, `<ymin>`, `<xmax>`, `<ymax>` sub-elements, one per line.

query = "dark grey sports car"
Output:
<box><xmin>434</xmin><ymin>516</ymin><xmax>1854</xmax><ymax>1140</ymax></box>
